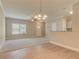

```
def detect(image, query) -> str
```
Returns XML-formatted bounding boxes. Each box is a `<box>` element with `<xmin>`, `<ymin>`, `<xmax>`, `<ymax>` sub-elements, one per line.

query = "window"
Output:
<box><xmin>12</xmin><ymin>24</ymin><xmax>26</xmax><ymax>34</ymax></box>
<box><xmin>52</xmin><ymin>22</ymin><xmax>57</xmax><ymax>31</ymax></box>
<box><xmin>19</xmin><ymin>24</ymin><xmax>26</xmax><ymax>34</ymax></box>
<box><xmin>12</xmin><ymin>24</ymin><xmax>19</xmax><ymax>34</ymax></box>
<box><xmin>52</xmin><ymin>20</ymin><xmax>67</xmax><ymax>31</ymax></box>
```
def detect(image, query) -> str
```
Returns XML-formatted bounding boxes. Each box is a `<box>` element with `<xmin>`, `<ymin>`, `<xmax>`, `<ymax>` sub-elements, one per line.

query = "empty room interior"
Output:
<box><xmin>0</xmin><ymin>0</ymin><xmax>79</xmax><ymax>59</ymax></box>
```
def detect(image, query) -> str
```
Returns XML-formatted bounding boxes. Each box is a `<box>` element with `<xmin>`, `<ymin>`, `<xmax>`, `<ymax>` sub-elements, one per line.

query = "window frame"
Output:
<box><xmin>12</xmin><ymin>23</ymin><xmax>27</xmax><ymax>35</ymax></box>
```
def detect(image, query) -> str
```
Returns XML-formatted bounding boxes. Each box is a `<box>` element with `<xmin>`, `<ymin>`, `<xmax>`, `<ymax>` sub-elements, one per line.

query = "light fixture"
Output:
<box><xmin>32</xmin><ymin>0</ymin><xmax>47</xmax><ymax>22</ymax></box>
<box><xmin>69</xmin><ymin>11</ymin><xmax>73</xmax><ymax>15</ymax></box>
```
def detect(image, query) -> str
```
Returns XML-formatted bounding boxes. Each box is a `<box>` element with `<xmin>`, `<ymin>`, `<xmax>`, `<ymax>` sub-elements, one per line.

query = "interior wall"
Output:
<box><xmin>6</xmin><ymin>17</ymin><xmax>45</xmax><ymax>40</ymax></box>
<box><xmin>0</xmin><ymin>0</ymin><xmax>5</xmax><ymax>49</ymax></box>
<box><xmin>48</xmin><ymin>22</ymin><xmax>79</xmax><ymax>51</ymax></box>
<box><xmin>0</xmin><ymin>1</ymin><xmax>5</xmax><ymax>40</ymax></box>
<box><xmin>48</xmin><ymin>2</ymin><xmax>79</xmax><ymax>51</ymax></box>
<box><xmin>49</xmin><ymin>32</ymin><xmax>79</xmax><ymax>50</ymax></box>
<box><xmin>72</xmin><ymin>2</ymin><xmax>79</xmax><ymax>32</ymax></box>
<box><xmin>2</xmin><ymin>17</ymin><xmax>47</xmax><ymax>51</ymax></box>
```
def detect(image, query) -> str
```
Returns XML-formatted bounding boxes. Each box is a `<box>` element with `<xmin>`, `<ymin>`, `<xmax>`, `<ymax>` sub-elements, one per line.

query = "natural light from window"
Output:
<box><xmin>12</xmin><ymin>24</ymin><xmax>26</xmax><ymax>34</ymax></box>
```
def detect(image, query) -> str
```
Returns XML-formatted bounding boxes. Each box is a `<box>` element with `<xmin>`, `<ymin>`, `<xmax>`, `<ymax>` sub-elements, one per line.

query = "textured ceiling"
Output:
<box><xmin>1</xmin><ymin>0</ymin><xmax>79</xmax><ymax>21</ymax></box>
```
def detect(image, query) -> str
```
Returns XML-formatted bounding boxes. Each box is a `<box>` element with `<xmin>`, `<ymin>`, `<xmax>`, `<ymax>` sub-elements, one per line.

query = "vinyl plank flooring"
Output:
<box><xmin>0</xmin><ymin>43</ymin><xmax>79</xmax><ymax>59</ymax></box>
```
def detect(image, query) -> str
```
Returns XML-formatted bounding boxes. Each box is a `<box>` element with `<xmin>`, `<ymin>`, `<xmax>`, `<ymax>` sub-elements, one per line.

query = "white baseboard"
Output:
<box><xmin>49</xmin><ymin>41</ymin><xmax>79</xmax><ymax>52</ymax></box>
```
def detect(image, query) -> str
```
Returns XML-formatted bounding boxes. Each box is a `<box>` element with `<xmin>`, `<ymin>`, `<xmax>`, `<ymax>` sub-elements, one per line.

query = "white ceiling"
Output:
<box><xmin>1</xmin><ymin>0</ymin><xmax>79</xmax><ymax>21</ymax></box>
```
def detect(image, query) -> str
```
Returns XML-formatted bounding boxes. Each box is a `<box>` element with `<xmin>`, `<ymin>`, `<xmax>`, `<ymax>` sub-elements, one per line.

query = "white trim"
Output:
<box><xmin>49</xmin><ymin>41</ymin><xmax>79</xmax><ymax>52</ymax></box>
<box><xmin>0</xmin><ymin>0</ymin><xmax>5</xmax><ymax>51</ymax></box>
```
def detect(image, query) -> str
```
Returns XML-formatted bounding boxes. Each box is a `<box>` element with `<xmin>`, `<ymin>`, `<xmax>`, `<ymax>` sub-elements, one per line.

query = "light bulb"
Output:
<box><xmin>44</xmin><ymin>15</ymin><xmax>47</xmax><ymax>18</ymax></box>
<box><xmin>34</xmin><ymin>16</ymin><xmax>38</xmax><ymax>19</ymax></box>
<box><xmin>38</xmin><ymin>14</ymin><xmax>42</xmax><ymax>17</ymax></box>
<box><xmin>69</xmin><ymin>11</ymin><xmax>73</xmax><ymax>14</ymax></box>
<box><xmin>32</xmin><ymin>19</ymin><xmax>34</xmax><ymax>21</ymax></box>
<box><xmin>38</xmin><ymin>17</ymin><xmax>41</xmax><ymax>20</ymax></box>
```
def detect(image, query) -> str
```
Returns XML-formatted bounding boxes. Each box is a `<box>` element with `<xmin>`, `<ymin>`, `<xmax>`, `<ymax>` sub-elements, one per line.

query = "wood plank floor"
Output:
<box><xmin>0</xmin><ymin>43</ymin><xmax>79</xmax><ymax>59</ymax></box>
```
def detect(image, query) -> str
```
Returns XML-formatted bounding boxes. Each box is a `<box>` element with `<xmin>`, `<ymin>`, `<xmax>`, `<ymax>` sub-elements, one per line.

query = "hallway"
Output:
<box><xmin>0</xmin><ymin>43</ymin><xmax>79</xmax><ymax>59</ymax></box>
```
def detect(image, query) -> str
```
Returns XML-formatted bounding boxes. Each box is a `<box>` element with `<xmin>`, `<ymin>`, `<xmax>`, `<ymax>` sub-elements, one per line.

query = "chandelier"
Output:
<box><xmin>32</xmin><ymin>0</ymin><xmax>47</xmax><ymax>22</ymax></box>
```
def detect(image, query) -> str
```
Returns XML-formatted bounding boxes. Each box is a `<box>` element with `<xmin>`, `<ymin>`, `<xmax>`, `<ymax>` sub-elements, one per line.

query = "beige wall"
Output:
<box><xmin>49</xmin><ymin>32</ymin><xmax>79</xmax><ymax>50</ymax></box>
<box><xmin>0</xmin><ymin>2</ymin><xmax>5</xmax><ymax>40</ymax></box>
<box><xmin>0</xmin><ymin>0</ymin><xmax>5</xmax><ymax>49</ymax></box>
<box><xmin>6</xmin><ymin>17</ymin><xmax>45</xmax><ymax>40</ymax></box>
<box><xmin>48</xmin><ymin>2</ymin><xmax>79</xmax><ymax>51</ymax></box>
<box><xmin>72</xmin><ymin>2</ymin><xmax>79</xmax><ymax>32</ymax></box>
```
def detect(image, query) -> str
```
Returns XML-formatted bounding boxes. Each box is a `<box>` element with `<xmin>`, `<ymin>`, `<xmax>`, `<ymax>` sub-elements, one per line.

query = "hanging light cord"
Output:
<box><xmin>39</xmin><ymin>0</ymin><xmax>42</xmax><ymax>13</ymax></box>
